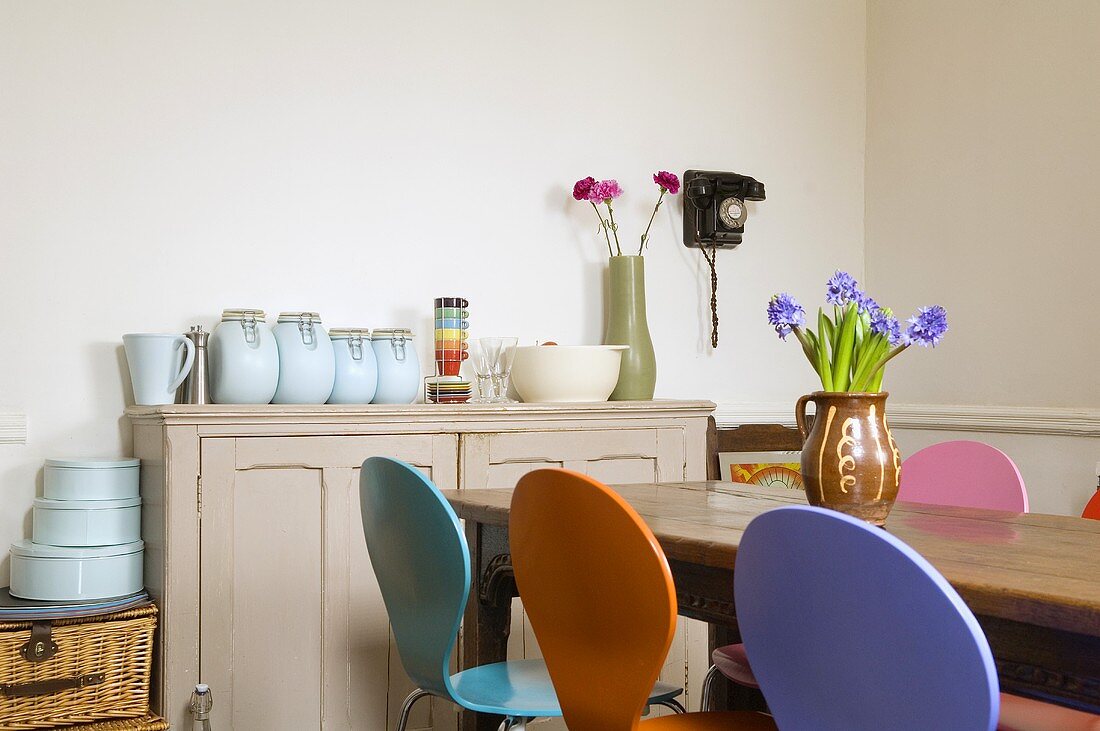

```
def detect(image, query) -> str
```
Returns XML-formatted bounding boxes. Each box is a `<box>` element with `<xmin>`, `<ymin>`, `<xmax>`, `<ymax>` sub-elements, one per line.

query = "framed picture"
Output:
<box><xmin>718</xmin><ymin>451</ymin><xmax>803</xmax><ymax>491</ymax></box>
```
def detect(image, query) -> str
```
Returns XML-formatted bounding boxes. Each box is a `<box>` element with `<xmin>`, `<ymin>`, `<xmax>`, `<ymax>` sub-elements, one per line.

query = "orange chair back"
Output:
<box><xmin>1084</xmin><ymin>490</ymin><xmax>1100</xmax><ymax>520</ymax></box>
<box><xmin>510</xmin><ymin>469</ymin><xmax>677</xmax><ymax>731</ymax></box>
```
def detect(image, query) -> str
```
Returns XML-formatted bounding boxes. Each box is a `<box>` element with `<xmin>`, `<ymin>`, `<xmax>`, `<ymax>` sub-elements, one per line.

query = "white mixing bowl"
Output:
<box><xmin>510</xmin><ymin>345</ymin><xmax>628</xmax><ymax>403</ymax></box>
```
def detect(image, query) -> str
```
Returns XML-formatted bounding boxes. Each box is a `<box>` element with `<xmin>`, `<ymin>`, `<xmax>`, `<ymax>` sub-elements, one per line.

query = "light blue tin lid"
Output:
<box><xmin>33</xmin><ymin>497</ymin><xmax>141</xmax><ymax>510</ymax></box>
<box><xmin>11</xmin><ymin>540</ymin><xmax>144</xmax><ymax>559</ymax></box>
<box><xmin>44</xmin><ymin>458</ymin><xmax>140</xmax><ymax>470</ymax></box>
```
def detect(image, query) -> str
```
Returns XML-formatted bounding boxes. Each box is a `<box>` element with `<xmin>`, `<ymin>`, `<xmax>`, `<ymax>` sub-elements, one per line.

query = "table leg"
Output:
<box><xmin>461</xmin><ymin>521</ymin><xmax>514</xmax><ymax>731</ymax></box>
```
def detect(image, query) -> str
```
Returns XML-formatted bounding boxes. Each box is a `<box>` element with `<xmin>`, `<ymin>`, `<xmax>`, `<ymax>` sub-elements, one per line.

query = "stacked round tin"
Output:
<box><xmin>9</xmin><ymin>459</ymin><xmax>144</xmax><ymax>601</ymax></box>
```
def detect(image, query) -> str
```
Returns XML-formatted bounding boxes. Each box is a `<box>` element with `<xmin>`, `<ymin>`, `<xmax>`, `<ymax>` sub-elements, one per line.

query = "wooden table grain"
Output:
<box><xmin>446</xmin><ymin>481</ymin><xmax>1100</xmax><ymax>730</ymax></box>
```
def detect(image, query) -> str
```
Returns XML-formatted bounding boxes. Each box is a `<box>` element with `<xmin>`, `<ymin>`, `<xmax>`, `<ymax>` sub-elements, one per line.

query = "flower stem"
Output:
<box><xmin>638</xmin><ymin>189</ymin><xmax>666</xmax><ymax>255</ymax></box>
<box><xmin>606</xmin><ymin>201</ymin><xmax>623</xmax><ymax>255</ymax></box>
<box><xmin>816</xmin><ymin>310</ymin><xmax>834</xmax><ymax>391</ymax></box>
<box><xmin>590</xmin><ymin>201</ymin><xmax>614</xmax><ymax>257</ymax></box>
<box><xmin>871</xmin><ymin>365</ymin><xmax>886</xmax><ymax>391</ymax></box>
<box><xmin>794</xmin><ymin>326</ymin><xmax>817</xmax><ymax>368</ymax></box>
<box><xmin>831</xmin><ymin>303</ymin><xmax>858</xmax><ymax>391</ymax></box>
<box><xmin>853</xmin><ymin>344</ymin><xmax>909</xmax><ymax>391</ymax></box>
<box><xmin>851</xmin><ymin>336</ymin><xmax>886</xmax><ymax>391</ymax></box>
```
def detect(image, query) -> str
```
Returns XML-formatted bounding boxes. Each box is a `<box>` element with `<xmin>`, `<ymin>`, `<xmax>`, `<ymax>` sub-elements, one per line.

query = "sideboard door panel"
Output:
<box><xmin>199</xmin><ymin>434</ymin><xmax>458</xmax><ymax>731</ymax></box>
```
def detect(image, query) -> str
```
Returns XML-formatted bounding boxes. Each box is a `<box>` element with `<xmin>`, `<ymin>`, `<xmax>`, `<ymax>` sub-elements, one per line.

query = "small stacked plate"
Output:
<box><xmin>425</xmin><ymin>376</ymin><xmax>472</xmax><ymax>404</ymax></box>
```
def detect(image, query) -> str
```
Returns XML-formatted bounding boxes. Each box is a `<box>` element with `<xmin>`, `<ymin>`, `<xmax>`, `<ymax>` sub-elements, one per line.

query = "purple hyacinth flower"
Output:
<box><xmin>870</xmin><ymin>307</ymin><xmax>907</xmax><ymax>346</ymax></box>
<box><xmin>889</xmin><ymin>319</ymin><xmax>910</xmax><ymax>347</ymax></box>
<box><xmin>906</xmin><ymin>305</ymin><xmax>949</xmax><ymax>347</ymax></box>
<box><xmin>869</xmin><ymin>306</ymin><xmax>890</xmax><ymax>335</ymax></box>
<box><xmin>767</xmin><ymin>293</ymin><xmax>806</xmax><ymax>340</ymax></box>
<box><xmin>826</xmin><ymin>270</ymin><xmax>860</xmax><ymax>306</ymax></box>
<box><xmin>855</xmin><ymin>291</ymin><xmax>878</xmax><ymax>315</ymax></box>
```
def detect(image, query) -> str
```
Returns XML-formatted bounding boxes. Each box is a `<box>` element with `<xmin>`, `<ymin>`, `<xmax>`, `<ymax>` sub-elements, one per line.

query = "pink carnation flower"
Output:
<box><xmin>653</xmin><ymin>170</ymin><xmax>680</xmax><ymax>194</ymax></box>
<box><xmin>572</xmin><ymin>176</ymin><xmax>596</xmax><ymax>201</ymax></box>
<box><xmin>588</xmin><ymin>179</ymin><xmax>623</xmax><ymax>203</ymax></box>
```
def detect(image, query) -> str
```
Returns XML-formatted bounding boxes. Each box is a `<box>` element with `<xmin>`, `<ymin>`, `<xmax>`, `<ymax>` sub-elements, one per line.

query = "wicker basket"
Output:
<box><xmin>60</xmin><ymin>714</ymin><xmax>168</xmax><ymax>731</ymax></box>
<box><xmin>0</xmin><ymin>605</ymin><xmax>156</xmax><ymax>731</ymax></box>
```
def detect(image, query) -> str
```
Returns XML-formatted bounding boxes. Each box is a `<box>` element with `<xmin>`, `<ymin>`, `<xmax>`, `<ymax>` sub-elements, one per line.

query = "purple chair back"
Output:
<box><xmin>899</xmin><ymin>440</ymin><xmax>1028</xmax><ymax>512</ymax></box>
<box><xmin>735</xmin><ymin>505</ymin><xmax>999</xmax><ymax>731</ymax></box>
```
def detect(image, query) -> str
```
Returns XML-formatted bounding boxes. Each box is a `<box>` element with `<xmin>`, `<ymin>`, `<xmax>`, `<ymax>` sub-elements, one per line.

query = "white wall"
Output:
<box><xmin>865</xmin><ymin>0</ymin><xmax>1100</xmax><ymax>516</ymax></box>
<box><xmin>0</xmin><ymin>1</ymin><xmax>868</xmax><ymax>581</ymax></box>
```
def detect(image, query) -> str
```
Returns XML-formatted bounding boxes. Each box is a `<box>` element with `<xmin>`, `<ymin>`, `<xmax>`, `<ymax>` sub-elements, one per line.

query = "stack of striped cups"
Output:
<box><xmin>427</xmin><ymin>297</ymin><xmax>472</xmax><ymax>403</ymax></box>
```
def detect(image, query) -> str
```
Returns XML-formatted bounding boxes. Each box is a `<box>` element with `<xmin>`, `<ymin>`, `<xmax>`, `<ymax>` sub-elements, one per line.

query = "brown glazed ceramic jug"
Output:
<box><xmin>796</xmin><ymin>391</ymin><xmax>902</xmax><ymax>526</ymax></box>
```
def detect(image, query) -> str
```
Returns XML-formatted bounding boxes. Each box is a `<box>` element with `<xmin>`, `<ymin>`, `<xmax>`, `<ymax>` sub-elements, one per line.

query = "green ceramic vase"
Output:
<box><xmin>604</xmin><ymin>255</ymin><xmax>656</xmax><ymax>400</ymax></box>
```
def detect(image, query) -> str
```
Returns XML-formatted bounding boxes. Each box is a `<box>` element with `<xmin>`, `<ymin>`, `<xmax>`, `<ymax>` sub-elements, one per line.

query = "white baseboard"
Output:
<box><xmin>713</xmin><ymin>402</ymin><xmax>1100</xmax><ymax>437</ymax></box>
<box><xmin>0</xmin><ymin>411</ymin><xmax>27</xmax><ymax>445</ymax></box>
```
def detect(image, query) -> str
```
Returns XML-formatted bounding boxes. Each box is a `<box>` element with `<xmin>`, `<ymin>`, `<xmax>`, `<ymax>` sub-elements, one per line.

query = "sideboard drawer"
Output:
<box><xmin>461</xmin><ymin>427</ymin><xmax>688</xmax><ymax>489</ymax></box>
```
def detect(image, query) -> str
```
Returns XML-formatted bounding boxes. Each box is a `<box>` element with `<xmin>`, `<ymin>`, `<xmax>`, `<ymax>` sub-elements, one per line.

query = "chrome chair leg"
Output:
<box><xmin>655</xmin><ymin>698</ymin><xmax>687</xmax><ymax>714</ymax></box>
<box><xmin>397</xmin><ymin>688</ymin><xmax>432</xmax><ymax>731</ymax></box>
<box><xmin>700</xmin><ymin>663</ymin><xmax>721</xmax><ymax>711</ymax></box>
<box><xmin>498</xmin><ymin>717</ymin><xmax>528</xmax><ymax>730</ymax></box>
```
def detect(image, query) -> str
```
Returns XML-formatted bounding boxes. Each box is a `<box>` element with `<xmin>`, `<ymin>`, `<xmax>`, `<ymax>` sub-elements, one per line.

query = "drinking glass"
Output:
<box><xmin>488</xmin><ymin>337</ymin><xmax>518</xmax><ymax>404</ymax></box>
<box><xmin>469</xmin><ymin>339</ymin><xmax>494</xmax><ymax>404</ymax></box>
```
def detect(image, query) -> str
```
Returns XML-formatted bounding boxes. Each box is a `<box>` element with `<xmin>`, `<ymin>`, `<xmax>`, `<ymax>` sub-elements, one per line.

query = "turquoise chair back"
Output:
<box><xmin>359</xmin><ymin>457</ymin><xmax>470</xmax><ymax>698</ymax></box>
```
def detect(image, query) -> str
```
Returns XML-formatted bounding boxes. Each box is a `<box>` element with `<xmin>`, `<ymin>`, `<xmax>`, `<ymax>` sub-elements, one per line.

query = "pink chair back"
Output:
<box><xmin>899</xmin><ymin>440</ymin><xmax>1028</xmax><ymax>513</ymax></box>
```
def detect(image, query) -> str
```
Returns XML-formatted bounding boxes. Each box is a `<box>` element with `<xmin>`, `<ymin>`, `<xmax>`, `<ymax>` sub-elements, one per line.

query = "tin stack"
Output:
<box><xmin>8</xmin><ymin>459</ymin><xmax>145</xmax><ymax>603</ymax></box>
<box><xmin>426</xmin><ymin>296</ymin><xmax>472</xmax><ymax>403</ymax></box>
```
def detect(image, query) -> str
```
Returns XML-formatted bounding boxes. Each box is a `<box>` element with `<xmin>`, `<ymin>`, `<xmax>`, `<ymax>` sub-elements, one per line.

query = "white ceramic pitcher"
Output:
<box><xmin>123</xmin><ymin>333</ymin><xmax>195</xmax><ymax>405</ymax></box>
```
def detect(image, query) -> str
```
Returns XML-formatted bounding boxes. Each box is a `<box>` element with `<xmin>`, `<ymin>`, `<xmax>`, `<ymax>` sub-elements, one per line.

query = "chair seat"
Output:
<box><xmin>641</xmin><ymin>711</ymin><xmax>777</xmax><ymax>729</ymax></box>
<box><xmin>712</xmin><ymin>643</ymin><xmax>759</xmax><ymax>689</ymax></box>
<box><xmin>450</xmin><ymin>658</ymin><xmax>683</xmax><ymax>717</ymax></box>
<box><xmin>998</xmin><ymin>692</ymin><xmax>1100</xmax><ymax>731</ymax></box>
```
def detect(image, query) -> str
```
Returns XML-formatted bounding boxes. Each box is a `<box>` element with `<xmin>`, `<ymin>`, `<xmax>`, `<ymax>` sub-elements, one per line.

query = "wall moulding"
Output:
<box><xmin>0</xmin><ymin>412</ymin><xmax>26</xmax><ymax>445</ymax></box>
<box><xmin>714</xmin><ymin>402</ymin><xmax>1100</xmax><ymax>438</ymax></box>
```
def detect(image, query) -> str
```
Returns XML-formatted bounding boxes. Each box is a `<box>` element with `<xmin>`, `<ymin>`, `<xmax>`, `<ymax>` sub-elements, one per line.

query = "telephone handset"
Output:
<box><xmin>681</xmin><ymin>170</ymin><xmax>766</xmax><ymax>348</ymax></box>
<box><xmin>682</xmin><ymin>170</ymin><xmax>766</xmax><ymax>248</ymax></box>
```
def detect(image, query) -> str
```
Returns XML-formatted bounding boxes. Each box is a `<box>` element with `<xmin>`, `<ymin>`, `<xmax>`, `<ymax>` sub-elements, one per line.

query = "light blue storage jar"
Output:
<box><xmin>371</xmin><ymin>328</ymin><xmax>421</xmax><ymax>404</ymax></box>
<box><xmin>43</xmin><ymin>458</ymin><xmax>140</xmax><ymax>501</ymax></box>
<box><xmin>328</xmin><ymin>328</ymin><xmax>378</xmax><ymax>404</ymax></box>
<box><xmin>9</xmin><ymin>540</ymin><xmax>144</xmax><ymax>601</ymax></box>
<box><xmin>272</xmin><ymin>312</ymin><xmax>336</xmax><ymax>404</ymax></box>
<box><xmin>209</xmin><ymin>308</ymin><xmax>280</xmax><ymax>404</ymax></box>
<box><xmin>32</xmin><ymin>497</ymin><xmax>142</xmax><ymax>547</ymax></box>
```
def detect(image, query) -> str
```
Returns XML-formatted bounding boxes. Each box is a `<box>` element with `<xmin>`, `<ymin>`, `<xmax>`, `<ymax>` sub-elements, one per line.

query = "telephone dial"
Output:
<box><xmin>682</xmin><ymin>170</ymin><xmax>766</xmax><ymax>248</ymax></box>
<box><xmin>681</xmin><ymin>170</ymin><xmax>766</xmax><ymax>348</ymax></box>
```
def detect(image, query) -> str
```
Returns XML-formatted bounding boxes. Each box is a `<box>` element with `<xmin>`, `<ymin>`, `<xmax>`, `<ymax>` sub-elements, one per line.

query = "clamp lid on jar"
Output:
<box><xmin>222</xmin><ymin>309</ymin><xmax>267</xmax><ymax>344</ymax></box>
<box><xmin>277</xmin><ymin>311</ymin><xmax>322</xmax><ymax>323</ymax></box>
<box><xmin>373</xmin><ymin>328</ymin><xmax>413</xmax><ymax>362</ymax></box>
<box><xmin>328</xmin><ymin>328</ymin><xmax>371</xmax><ymax>339</ymax></box>
<box><xmin>372</xmin><ymin>328</ymin><xmax>413</xmax><ymax>339</ymax></box>
<box><xmin>221</xmin><ymin>308</ymin><xmax>266</xmax><ymax>321</ymax></box>
<box><xmin>278</xmin><ymin>312</ymin><xmax>324</xmax><ymax>346</ymax></box>
<box><xmin>330</xmin><ymin>328</ymin><xmax>370</xmax><ymax>362</ymax></box>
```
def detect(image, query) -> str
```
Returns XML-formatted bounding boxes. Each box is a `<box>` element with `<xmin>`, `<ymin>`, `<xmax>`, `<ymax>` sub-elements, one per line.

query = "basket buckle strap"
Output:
<box><xmin>20</xmin><ymin>622</ymin><xmax>58</xmax><ymax>663</ymax></box>
<box><xmin>1</xmin><ymin>673</ymin><xmax>105</xmax><ymax>698</ymax></box>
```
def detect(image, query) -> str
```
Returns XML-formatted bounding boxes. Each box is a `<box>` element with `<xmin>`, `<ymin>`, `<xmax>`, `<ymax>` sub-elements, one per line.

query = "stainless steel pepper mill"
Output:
<box><xmin>180</xmin><ymin>325</ymin><xmax>210</xmax><ymax>404</ymax></box>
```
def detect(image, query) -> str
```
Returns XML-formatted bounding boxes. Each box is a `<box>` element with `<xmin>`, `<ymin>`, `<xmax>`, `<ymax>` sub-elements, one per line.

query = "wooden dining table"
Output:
<box><xmin>445</xmin><ymin>481</ymin><xmax>1100</xmax><ymax>731</ymax></box>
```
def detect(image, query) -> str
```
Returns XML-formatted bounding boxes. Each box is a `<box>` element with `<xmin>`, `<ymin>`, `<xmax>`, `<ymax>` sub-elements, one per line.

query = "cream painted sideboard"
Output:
<box><xmin>127</xmin><ymin>401</ymin><xmax>714</xmax><ymax>730</ymax></box>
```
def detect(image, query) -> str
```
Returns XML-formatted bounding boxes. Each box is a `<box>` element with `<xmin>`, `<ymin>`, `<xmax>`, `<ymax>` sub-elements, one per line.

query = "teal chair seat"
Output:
<box><xmin>359</xmin><ymin>457</ymin><xmax>685</xmax><ymax>730</ymax></box>
<box><xmin>451</xmin><ymin>658</ymin><xmax>684</xmax><ymax>717</ymax></box>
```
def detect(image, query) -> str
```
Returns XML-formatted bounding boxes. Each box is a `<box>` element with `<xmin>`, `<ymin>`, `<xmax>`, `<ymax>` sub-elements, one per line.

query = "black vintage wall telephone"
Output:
<box><xmin>682</xmin><ymin>170</ymin><xmax>766</xmax><ymax>347</ymax></box>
